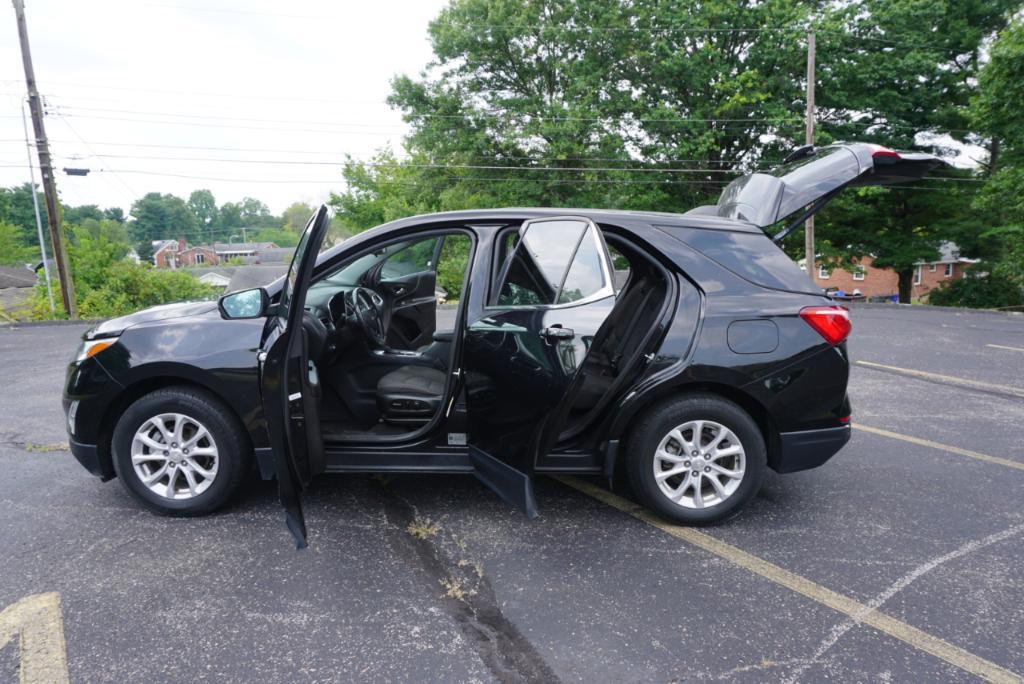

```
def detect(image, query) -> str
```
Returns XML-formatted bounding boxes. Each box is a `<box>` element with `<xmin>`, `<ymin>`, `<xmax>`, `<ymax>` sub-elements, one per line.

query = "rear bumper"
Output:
<box><xmin>774</xmin><ymin>424</ymin><xmax>850</xmax><ymax>474</ymax></box>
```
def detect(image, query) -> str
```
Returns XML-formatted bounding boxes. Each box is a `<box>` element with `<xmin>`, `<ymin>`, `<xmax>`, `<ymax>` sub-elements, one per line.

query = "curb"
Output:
<box><xmin>845</xmin><ymin>302</ymin><xmax>1022</xmax><ymax>317</ymax></box>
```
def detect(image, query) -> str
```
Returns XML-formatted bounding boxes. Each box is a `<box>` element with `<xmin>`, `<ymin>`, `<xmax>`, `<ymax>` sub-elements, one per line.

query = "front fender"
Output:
<box><xmin>96</xmin><ymin>315</ymin><xmax>269</xmax><ymax>448</ymax></box>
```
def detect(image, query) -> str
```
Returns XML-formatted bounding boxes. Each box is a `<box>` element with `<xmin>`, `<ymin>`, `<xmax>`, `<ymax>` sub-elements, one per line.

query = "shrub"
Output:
<box><xmin>928</xmin><ymin>272</ymin><xmax>1023</xmax><ymax>309</ymax></box>
<box><xmin>24</xmin><ymin>230</ymin><xmax>214</xmax><ymax>320</ymax></box>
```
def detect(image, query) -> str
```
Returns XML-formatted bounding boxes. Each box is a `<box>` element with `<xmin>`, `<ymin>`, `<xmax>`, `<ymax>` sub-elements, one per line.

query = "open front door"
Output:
<box><xmin>463</xmin><ymin>217</ymin><xmax>617</xmax><ymax>517</ymax></box>
<box><xmin>259</xmin><ymin>205</ymin><xmax>330</xmax><ymax>548</ymax></box>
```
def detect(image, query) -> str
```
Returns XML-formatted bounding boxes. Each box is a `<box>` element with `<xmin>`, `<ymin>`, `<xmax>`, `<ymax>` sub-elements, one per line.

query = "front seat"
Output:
<box><xmin>376</xmin><ymin>365</ymin><xmax>447</xmax><ymax>424</ymax></box>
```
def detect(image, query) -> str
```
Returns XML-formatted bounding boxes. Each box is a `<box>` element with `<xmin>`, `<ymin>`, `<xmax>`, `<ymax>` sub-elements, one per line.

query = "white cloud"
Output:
<box><xmin>1</xmin><ymin>0</ymin><xmax>448</xmax><ymax>215</ymax></box>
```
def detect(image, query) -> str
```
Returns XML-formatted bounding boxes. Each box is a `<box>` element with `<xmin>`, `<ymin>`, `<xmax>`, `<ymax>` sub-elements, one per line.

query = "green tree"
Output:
<box><xmin>218</xmin><ymin>201</ymin><xmax>243</xmax><ymax>234</ymax></box>
<box><xmin>0</xmin><ymin>184</ymin><xmax>44</xmax><ymax>238</ymax></box>
<box><xmin>69</xmin><ymin>220</ymin><xmax>130</xmax><ymax>256</ymax></box>
<box><xmin>250</xmin><ymin>227</ymin><xmax>299</xmax><ymax>247</ymax></box>
<box><xmin>103</xmin><ymin>206</ymin><xmax>126</xmax><ymax>223</ymax></box>
<box><xmin>0</xmin><ymin>221</ymin><xmax>38</xmax><ymax>267</ymax></box>
<box><xmin>330</xmin><ymin>0</ymin><xmax>1012</xmax><ymax>304</ymax></box>
<box><xmin>968</xmin><ymin>18</ymin><xmax>1024</xmax><ymax>303</ymax></box>
<box><xmin>332</xmin><ymin>0</ymin><xmax>818</xmax><ymax>229</ymax></box>
<box><xmin>63</xmin><ymin>204</ymin><xmax>103</xmax><ymax>225</ymax></box>
<box><xmin>128</xmin><ymin>193</ymin><xmax>197</xmax><ymax>262</ymax></box>
<box><xmin>239</xmin><ymin>197</ymin><xmax>276</xmax><ymax>228</ymax></box>
<box><xmin>809</xmin><ymin>0</ymin><xmax>1014</xmax><ymax>301</ymax></box>
<box><xmin>282</xmin><ymin>202</ymin><xmax>315</xmax><ymax>232</ymax></box>
<box><xmin>188</xmin><ymin>189</ymin><xmax>218</xmax><ymax>244</ymax></box>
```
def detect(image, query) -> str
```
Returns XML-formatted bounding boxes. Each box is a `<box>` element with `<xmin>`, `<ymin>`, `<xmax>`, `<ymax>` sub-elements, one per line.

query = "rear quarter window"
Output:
<box><xmin>660</xmin><ymin>225</ymin><xmax>822</xmax><ymax>294</ymax></box>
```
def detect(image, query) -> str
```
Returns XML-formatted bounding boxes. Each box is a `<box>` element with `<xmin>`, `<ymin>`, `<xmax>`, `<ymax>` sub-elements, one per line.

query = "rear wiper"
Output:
<box><xmin>781</xmin><ymin>144</ymin><xmax>816</xmax><ymax>164</ymax></box>
<box><xmin>771</xmin><ymin>188</ymin><xmax>842</xmax><ymax>244</ymax></box>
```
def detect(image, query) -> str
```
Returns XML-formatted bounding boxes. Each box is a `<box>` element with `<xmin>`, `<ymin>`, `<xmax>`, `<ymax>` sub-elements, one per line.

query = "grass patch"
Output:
<box><xmin>407</xmin><ymin>518</ymin><xmax>441</xmax><ymax>539</ymax></box>
<box><xmin>24</xmin><ymin>442</ymin><xmax>68</xmax><ymax>453</ymax></box>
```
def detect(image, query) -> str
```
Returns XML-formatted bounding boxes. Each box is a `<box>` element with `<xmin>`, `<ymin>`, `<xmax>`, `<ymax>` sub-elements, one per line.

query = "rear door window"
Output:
<box><xmin>494</xmin><ymin>218</ymin><xmax>612</xmax><ymax>306</ymax></box>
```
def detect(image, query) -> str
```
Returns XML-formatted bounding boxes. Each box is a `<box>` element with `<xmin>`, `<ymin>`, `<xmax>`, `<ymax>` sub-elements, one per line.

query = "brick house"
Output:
<box><xmin>803</xmin><ymin>242</ymin><xmax>977</xmax><ymax>300</ymax></box>
<box><xmin>152</xmin><ymin>239</ymin><xmax>181</xmax><ymax>268</ymax></box>
<box><xmin>212</xmin><ymin>241</ymin><xmax>279</xmax><ymax>265</ymax></box>
<box><xmin>175</xmin><ymin>245</ymin><xmax>219</xmax><ymax>267</ymax></box>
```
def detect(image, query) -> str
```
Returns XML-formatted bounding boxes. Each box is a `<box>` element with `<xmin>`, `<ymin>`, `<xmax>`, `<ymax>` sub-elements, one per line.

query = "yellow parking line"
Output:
<box><xmin>0</xmin><ymin>592</ymin><xmax>69</xmax><ymax>684</ymax></box>
<box><xmin>855</xmin><ymin>360</ymin><xmax>1024</xmax><ymax>399</ymax></box>
<box><xmin>987</xmin><ymin>344</ymin><xmax>1024</xmax><ymax>353</ymax></box>
<box><xmin>854</xmin><ymin>424</ymin><xmax>1024</xmax><ymax>472</ymax></box>
<box><xmin>555</xmin><ymin>476</ymin><xmax>1023</xmax><ymax>684</ymax></box>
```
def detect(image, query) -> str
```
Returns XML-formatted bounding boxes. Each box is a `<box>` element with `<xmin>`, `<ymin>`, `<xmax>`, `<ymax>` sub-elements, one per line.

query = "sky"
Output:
<box><xmin>1</xmin><ymin>0</ymin><xmax>450</xmax><ymax>217</ymax></box>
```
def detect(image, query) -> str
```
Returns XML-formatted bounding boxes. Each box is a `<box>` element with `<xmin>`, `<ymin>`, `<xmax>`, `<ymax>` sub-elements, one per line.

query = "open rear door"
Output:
<box><xmin>462</xmin><ymin>217</ymin><xmax>617</xmax><ymax>517</ymax></box>
<box><xmin>700</xmin><ymin>143</ymin><xmax>945</xmax><ymax>238</ymax></box>
<box><xmin>259</xmin><ymin>205</ymin><xmax>330</xmax><ymax>548</ymax></box>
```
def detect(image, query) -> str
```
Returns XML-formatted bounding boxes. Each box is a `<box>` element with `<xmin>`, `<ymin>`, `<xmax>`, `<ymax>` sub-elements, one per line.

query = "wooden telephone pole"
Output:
<box><xmin>12</xmin><ymin>0</ymin><xmax>76</xmax><ymax>318</ymax></box>
<box><xmin>804</xmin><ymin>32</ymin><xmax>816</xmax><ymax>279</ymax></box>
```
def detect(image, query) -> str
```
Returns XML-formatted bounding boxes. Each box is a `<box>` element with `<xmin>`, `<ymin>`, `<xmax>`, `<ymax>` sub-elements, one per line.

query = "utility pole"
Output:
<box><xmin>12</xmin><ymin>0</ymin><xmax>76</xmax><ymax>317</ymax></box>
<box><xmin>804</xmin><ymin>31</ymin><xmax>816</xmax><ymax>281</ymax></box>
<box><xmin>20</xmin><ymin>97</ymin><xmax>54</xmax><ymax>314</ymax></box>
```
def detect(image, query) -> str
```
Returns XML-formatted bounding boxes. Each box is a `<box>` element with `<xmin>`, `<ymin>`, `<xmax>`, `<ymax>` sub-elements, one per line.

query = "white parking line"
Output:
<box><xmin>854</xmin><ymin>424</ymin><xmax>1024</xmax><ymax>472</ymax></box>
<box><xmin>556</xmin><ymin>476</ymin><xmax>1023</xmax><ymax>684</ymax></box>
<box><xmin>987</xmin><ymin>344</ymin><xmax>1024</xmax><ymax>353</ymax></box>
<box><xmin>856</xmin><ymin>360</ymin><xmax>1024</xmax><ymax>399</ymax></box>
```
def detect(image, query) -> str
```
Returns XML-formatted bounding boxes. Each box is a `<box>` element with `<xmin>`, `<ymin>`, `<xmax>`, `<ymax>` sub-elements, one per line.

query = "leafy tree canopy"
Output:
<box><xmin>128</xmin><ymin>192</ymin><xmax>198</xmax><ymax>262</ymax></box>
<box><xmin>330</xmin><ymin>0</ymin><xmax>1015</xmax><ymax>303</ymax></box>
<box><xmin>282</xmin><ymin>202</ymin><xmax>316</xmax><ymax>232</ymax></box>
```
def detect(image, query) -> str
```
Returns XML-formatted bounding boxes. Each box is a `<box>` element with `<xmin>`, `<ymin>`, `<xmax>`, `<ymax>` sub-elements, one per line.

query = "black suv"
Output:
<box><xmin>63</xmin><ymin>143</ymin><xmax>941</xmax><ymax>547</ymax></box>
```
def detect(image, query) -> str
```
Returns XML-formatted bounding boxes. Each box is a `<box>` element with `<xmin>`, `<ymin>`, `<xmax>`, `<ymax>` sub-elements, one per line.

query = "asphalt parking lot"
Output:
<box><xmin>1</xmin><ymin>304</ymin><xmax>1023</xmax><ymax>683</ymax></box>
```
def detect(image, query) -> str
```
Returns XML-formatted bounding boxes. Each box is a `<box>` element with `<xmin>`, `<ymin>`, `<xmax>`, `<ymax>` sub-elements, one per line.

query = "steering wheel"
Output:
<box><xmin>348</xmin><ymin>287</ymin><xmax>389</xmax><ymax>347</ymax></box>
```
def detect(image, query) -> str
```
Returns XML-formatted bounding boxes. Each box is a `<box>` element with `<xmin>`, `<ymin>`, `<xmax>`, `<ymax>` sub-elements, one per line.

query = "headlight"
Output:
<box><xmin>67</xmin><ymin>400</ymin><xmax>79</xmax><ymax>434</ymax></box>
<box><xmin>77</xmin><ymin>337</ymin><xmax>118</xmax><ymax>361</ymax></box>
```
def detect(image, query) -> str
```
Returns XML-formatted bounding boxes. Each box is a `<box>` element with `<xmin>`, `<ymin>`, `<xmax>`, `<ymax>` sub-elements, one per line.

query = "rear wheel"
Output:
<box><xmin>626</xmin><ymin>393</ymin><xmax>766</xmax><ymax>524</ymax></box>
<box><xmin>111</xmin><ymin>386</ymin><xmax>251</xmax><ymax>516</ymax></box>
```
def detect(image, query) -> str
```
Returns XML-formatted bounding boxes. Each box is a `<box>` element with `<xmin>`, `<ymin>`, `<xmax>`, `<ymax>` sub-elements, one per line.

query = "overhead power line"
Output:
<box><xmin>0</xmin><ymin>138</ymin><xmax>785</xmax><ymax>166</ymax></box>
<box><xmin>49</xmin><ymin>103</ymin><xmax>968</xmax><ymax>132</ymax></box>
<box><xmin>85</xmin><ymin>168</ymin><xmax>966</xmax><ymax>192</ymax></box>
<box><xmin>55</xmin><ymin>104</ymin><xmax>807</xmax><ymax>126</ymax></box>
<box><xmin>61</xmin><ymin>152</ymin><xmax>754</xmax><ymax>174</ymax></box>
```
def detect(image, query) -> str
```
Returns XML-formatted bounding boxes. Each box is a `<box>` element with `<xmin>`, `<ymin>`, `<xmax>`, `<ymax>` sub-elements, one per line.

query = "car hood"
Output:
<box><xmin>86</xmin><ymin>301</ymin><xmax>219</xmax><ymax>339</ymax></box>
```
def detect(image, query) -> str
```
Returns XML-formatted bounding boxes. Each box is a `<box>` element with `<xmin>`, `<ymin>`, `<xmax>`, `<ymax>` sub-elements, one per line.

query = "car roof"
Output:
<box><xmin>379</xmin><ymin>207</ymin><xmax>763</xmax><ymax>234</ymax></box>
<box><xmin>314</xmin><ymin>206</ymin><xmax>766</xmax><ymax>268</ymax></box>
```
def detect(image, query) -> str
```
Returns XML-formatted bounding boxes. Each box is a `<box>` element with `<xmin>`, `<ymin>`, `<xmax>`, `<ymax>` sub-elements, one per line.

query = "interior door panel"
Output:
<box><xmin>381</xmin><ymin>270</ymin><xmax>437</xmax><ymax>350</ymax></box>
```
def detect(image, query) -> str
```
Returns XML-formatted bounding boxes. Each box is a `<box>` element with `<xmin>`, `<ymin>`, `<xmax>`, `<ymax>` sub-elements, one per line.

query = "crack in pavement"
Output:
<box><xmin>373</xmin><ymin>482</ymin><xmax>560</xmax><ymax>684</ymax></box>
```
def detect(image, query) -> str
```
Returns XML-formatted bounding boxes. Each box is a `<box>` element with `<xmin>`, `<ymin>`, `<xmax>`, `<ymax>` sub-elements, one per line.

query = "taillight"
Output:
<box><xmin>869</xmin><ymin>145</ymin><xmax>901</xmax><ymax>159</ymax></box>
<box><xmin>799</xmin><ymin>305</ymin><xmax>851</xmax><ymax>346</ymax></box>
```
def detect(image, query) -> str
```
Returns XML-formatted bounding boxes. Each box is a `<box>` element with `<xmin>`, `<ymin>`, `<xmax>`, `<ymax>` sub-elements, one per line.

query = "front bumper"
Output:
<box><xmin>774</xmin><ymin>424</ymin><xmax>851</xmax><ymax>474</ymax></box>
<box><xmin>69</xmin><ymin>437</ymin><xmax>114</xmax><ymax>481</ymax></box>
<box><xmin>64</xmin><ymin>354</ymin><xmax>123</xmax><ymax>480</ymax></box>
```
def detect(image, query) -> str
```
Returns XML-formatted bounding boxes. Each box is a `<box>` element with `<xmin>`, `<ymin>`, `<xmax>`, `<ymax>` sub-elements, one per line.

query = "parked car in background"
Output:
<box><xmin>63</xmin><ymin>143</ymin><xmax>943</xmax><ymax>547</ymax></box>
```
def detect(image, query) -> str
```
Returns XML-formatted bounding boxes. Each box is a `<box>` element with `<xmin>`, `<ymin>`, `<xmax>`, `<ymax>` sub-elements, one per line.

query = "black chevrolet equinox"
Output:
<box><xmin>63</xmin><ymin>143</ymin><xmax>942</xmax><ymax>547</ymax></box>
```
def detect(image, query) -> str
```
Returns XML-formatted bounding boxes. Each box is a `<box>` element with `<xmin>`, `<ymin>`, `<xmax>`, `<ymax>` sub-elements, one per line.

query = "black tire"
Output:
<box><xmin>626</xmin><ymin>393</ymin><xmax>766</xmax><ymax>525</ymax></box>
<box><xmin>111</xmin><ymin>385</ymin><xmax>251</xmax><ymax>516</ymax></box>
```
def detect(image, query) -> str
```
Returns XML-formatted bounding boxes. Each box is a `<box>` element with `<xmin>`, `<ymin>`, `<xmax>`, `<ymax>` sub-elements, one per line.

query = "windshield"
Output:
<box><xmin>279</xmin><ymin>212</ymin><xmax>316</xmax><ymax>315</ymax></box>
<box><xmin>315</xmin><ymin>240</ymin><xmax>416</xmax><ymax>288</ymax></box>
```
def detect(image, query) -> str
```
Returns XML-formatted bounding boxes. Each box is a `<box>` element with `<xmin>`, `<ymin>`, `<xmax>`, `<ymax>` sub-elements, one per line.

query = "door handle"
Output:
<box><xmin>540</xmin><ymin>326</ymin><xmax>574</xmax><ymax>340</ymax></box>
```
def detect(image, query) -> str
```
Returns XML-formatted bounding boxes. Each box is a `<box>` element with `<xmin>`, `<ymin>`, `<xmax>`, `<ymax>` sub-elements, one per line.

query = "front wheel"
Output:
<box><xmin>111</xmin><ymin>386</ymin><xmax>251</xmax><ymax>516</ymax></box>
<box><xmin>626</xmin><ymin>393</ymin><xmax>766</xmax><ymax>525</ymax></box>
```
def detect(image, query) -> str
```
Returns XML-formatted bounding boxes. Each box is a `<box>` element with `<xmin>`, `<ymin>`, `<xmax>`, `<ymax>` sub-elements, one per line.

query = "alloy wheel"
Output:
<box><xmin>130</xmin><ymin>412</ymin><xmax>219</xmax><ymax>500</ymax></box>
<box><xmin>652</xmin><ymin>419</ymin><xmax>746</xmax><ymax>509</ymax></box>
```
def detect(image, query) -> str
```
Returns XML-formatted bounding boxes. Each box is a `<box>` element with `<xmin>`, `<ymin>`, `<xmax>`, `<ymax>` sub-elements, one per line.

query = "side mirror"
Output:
<box><xmin>218</xmin><ymin>287</ymin><xmax>269</xmax><ymax>319</ymax></box>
